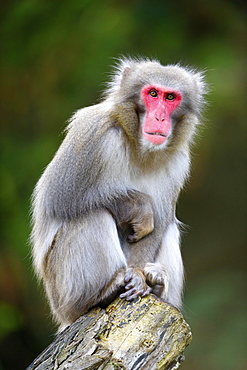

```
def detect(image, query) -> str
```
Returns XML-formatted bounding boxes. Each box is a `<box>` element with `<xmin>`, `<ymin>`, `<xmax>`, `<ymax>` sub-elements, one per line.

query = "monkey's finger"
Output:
<box><xmin>120</xmin><ymin>286</ymin><xmax>137</xmax><ymax>297</ymax></box>
<box><xmin>127</xmin><ymin>233</ymin><xmax>139</xmax><ymax>243</ymax></box>
<box><xmin>124</xmin><ymin>269</ymin><xmax>133</xmax><ymax>283</ymax></box>
<box><xmin>121</xmin><ymin>288</ymin><xmax>144</xmax><ymax>301</ymax></box>
<box><xmin>127</xmin><ymin>228</ymin><xmax>147</xmax><ymax>243</ymax></box>
<box><xmin>120</xmin><ymin>289</ymin><xmax>135</xmax><ymax>299</ymax></box>
<box><xmin>141</xmin><ymin>286</ymin><xmax>152</xmax><ymax>297</ymax></box>
<box><xmin>126</xmin><ymin>289</ymin><xmax>145</xmax><ymax>300</ymax></box>
<box><xmin>125</xmin><ymin>275</ymin><xmax>142</xmax><ymax>289</ymax></box>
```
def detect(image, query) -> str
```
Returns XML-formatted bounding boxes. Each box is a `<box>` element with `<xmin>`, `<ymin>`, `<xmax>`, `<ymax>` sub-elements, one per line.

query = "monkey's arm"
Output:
<box><xmin>108</xmin><ymin>190</ymin><xmax>154</xmax><ymax>242</ymax></box>
<box><xmin>32</xmin><ymin>106</ymin><xmax>155</xmax><ymax>283</ymax></box>
<box><xmin>36</xmin><ymin>106</ymin><xmax>154</xmax><ymax>241</ymax></box>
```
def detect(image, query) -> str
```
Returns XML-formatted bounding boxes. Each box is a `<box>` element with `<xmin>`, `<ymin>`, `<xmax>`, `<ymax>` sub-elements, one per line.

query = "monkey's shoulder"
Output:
<box><xmin>68</xmin><ymin>102</ymin><xmax>114</xmax><ymax>130</ymax></box>
<box><xmin>65</xmin><ymin>102</ymin><xmax>129</xmax><ymax>151</ymax></box>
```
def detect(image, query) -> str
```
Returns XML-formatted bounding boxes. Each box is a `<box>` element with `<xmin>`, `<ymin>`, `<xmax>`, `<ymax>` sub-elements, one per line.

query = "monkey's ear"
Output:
<box><xmin>117</xmin><ymin>57</ymin><xmax>135</xmax><ymax>73</ymax></box>
<box><xmin>193</xmin><ymin>71</ymin><xmax>208</xmax><ymax>96</ymax></box>
<box><xmin>192</xmin><ymin>70</ymin><xmax>208</xmax><ymax>114</ymax></box>
<box><xmin>103</xmin><ymin>57</ymin><xmax>135</xmax><ymax>100</ymax></box>
<box><xmin>115</xmin><ymin>57</ymin><xmax>136</xmax><ymax>83</ymax></box>
<box><xmin>120</xmin><ymin>66</ymin><xmax>132</xmax><ymax>87</ymax></box>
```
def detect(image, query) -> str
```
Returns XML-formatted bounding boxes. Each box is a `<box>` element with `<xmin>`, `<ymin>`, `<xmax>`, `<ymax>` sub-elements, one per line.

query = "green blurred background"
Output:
<box><xmin>0</xmin><ymin>0</ymin><xmax>246</xmax><ymax>369</ymax></box>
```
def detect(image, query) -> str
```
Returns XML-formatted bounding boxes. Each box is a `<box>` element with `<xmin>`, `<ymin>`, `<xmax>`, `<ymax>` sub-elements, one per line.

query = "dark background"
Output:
<box><xmin>0</xmin><ymin>1</ymin><xmax>246</xmax><ymax>369</ymax></box>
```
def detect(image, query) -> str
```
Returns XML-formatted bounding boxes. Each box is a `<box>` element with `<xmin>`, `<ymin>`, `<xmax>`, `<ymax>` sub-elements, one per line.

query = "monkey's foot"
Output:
<box><xmin>143</xmin><ymin>262</ymin><xmax>168</xmax><ymax>298</ymax></box>
<box><xmin>120</xmin><ymin>267</ymin><xmax>151</xmax><ymax>301</ymax></box>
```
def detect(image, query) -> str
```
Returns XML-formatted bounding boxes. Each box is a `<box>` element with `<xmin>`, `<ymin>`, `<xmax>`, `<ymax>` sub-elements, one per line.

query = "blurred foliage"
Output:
<box><xmin>0</xmin><ymin>0</ymin><xmax>246</xmax><ymax>369</ymax></box>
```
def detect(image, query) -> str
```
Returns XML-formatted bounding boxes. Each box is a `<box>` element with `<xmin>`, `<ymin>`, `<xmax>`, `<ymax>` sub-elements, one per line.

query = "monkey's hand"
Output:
<box><xmin>143</xmin><ymin>263</ymin><xmax>168</xmax><ymax>298</ymax></box>
<box><xmin>120</xmin><ymin>267</ymin><xmax>152</xmax><ymax>301</ymax></box>
<box><xmin>127</xmin><ymin>205</ymin><xmax>154</xmax><ymax>243</ymax></box>
<box><xmin>110</xmin><ymin>190</ymin><xmax>154</xmax><ymax>243</ymax></box>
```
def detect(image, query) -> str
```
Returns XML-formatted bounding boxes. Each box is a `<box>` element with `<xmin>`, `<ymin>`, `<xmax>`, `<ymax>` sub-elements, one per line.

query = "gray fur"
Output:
<box><xmin>31</xmin><ymin>57</ymin><xmax>206</xmax><ymax>328</ymax></box>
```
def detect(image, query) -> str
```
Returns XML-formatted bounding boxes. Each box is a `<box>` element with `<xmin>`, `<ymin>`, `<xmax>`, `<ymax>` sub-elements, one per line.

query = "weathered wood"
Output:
<box><xmin>27</xmin><ymin>294</ymin><xmax>192</xmax><ymax>370</ymax></box>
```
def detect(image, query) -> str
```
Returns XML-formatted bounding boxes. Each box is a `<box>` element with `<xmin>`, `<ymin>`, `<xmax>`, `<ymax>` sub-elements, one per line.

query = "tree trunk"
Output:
<box><xmin>26</xmin><ymin>294</ymin><xmax>192</xmax><ymax>370</ymax></box>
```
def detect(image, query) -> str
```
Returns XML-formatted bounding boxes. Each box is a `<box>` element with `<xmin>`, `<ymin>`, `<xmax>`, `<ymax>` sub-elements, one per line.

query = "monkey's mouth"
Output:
<box><xmin>145</xmin><ymin>132</ymin><xmax>168</xmax><ymax>138</ymax></box>
<box><xmin>143</xmin><ymin>131</ymin><xmax>169</xmax><ymax>145</ymax></box>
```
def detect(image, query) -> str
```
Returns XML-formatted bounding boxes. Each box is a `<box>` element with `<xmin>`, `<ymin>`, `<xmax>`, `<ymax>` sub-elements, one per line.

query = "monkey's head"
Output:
<box><xmin>105</xmin><ymin>57</ymin><xmax>206</xmax><ymax>152</ymax></box>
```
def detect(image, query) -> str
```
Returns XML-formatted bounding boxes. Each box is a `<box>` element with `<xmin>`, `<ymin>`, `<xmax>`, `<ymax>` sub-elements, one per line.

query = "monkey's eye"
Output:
<box><xmin>149</xmin><ymin>89</ymin><xmax>158</xmax><ymax>97</ymax></box>
<box><xmin>166</xmin><ymin>93</ymin><xmax>175</xmax><ymax>100</ymax></box>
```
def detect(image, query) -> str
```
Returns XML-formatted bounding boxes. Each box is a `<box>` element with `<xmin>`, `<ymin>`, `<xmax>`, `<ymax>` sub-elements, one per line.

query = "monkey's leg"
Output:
<box><xmin>43</xmin><ymin>210</ymin><xmax>127</xmax><ymax>327</ymax></box>
<box><xmin>144</xmin><ymin>222</ymin><xmax>184</xmax><ymax>308</ymax></box>
<box><xmin>118</xmin><ymin>216</ymin><xmax>183</xmax><ymax>307</ymax></box>
<box><xmin>96</xmin><ymin>268</ymin><xmax>126</xmax><ymax>307</ymax></box>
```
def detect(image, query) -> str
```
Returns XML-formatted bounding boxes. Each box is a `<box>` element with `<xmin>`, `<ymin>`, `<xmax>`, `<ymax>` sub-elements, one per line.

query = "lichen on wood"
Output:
<box><xmin>27</xmin><ymin>294</ymin><xmax>192</xmax><ymax>370</ymax></box>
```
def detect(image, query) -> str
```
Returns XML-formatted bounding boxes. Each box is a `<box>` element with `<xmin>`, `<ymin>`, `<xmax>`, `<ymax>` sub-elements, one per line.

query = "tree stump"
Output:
<box><xmin>26</xmin><ymin>294</ymin><xmax>192</xmax><ymax>370</ymax></box>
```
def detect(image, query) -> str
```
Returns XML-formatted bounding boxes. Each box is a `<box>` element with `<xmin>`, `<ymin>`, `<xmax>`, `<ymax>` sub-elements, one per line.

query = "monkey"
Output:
<box><xmin>31</xmin><ymin>57</ymin><xmax>206</xmax><ymax>329</ymax></box>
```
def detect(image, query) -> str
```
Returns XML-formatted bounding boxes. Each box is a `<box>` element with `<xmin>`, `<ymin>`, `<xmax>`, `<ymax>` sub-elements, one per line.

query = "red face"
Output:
<box><xmin>141</xmin><ymin>85</ymin><xmax>182</xmax><ymax>145</ymax></box>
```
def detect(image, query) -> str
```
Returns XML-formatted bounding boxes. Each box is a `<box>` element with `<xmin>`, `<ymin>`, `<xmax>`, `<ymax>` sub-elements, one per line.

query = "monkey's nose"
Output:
<box><xmin>155</xmin><ymin>116</ymin><xmax>165</xmax><ymax>121</ymax></box>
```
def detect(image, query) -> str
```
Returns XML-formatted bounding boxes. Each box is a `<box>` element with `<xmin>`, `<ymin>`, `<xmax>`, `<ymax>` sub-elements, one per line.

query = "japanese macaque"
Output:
<box><xmin>31</xmin><ymin>57</ymin><xmax>206</xmax><ymax>329</ymax></box>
